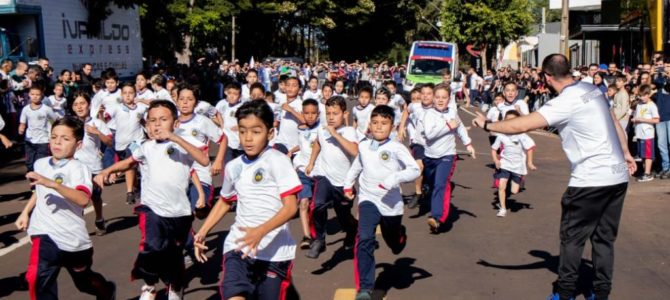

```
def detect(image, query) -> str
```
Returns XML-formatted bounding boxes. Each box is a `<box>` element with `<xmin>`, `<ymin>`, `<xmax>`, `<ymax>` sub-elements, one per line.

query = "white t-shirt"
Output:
<box><xmin>499</xmin><ymin>99</ymin><xmax>529</xmax><ymax>117</ymax></box>
<box><xmin>421</xmin><ymin>108</ymin><xmax>471</xmax><ymax>158</ymax></box>
<box><xmin>75</xmin><ymin>118</ymin><xmax>112</xmax><ymax>174</ymax></box>
<box><xmin>154</xmin><ymin>88</ymin><xmax>172</xmax><ymax>102</ymax></box>
<box><xmin>352</xmin><ymin>104</ymin><xmax>374</xmax><ymax>138</ymax></box>
<box><xmin>136</xmin><ymin>89</ymin><xmax>156</xmax><ymax>102</ymax></box>
<box><xmin>105</xmin><ymin>103</ymin><xmax>148</xmax><ymax>151</ymax></box>
<box><xmin>90</xmin><ymin>89</ymin><xmax>119</xmax><ymax>119</ymax></box>
<box><xmin>0</xmin><ymin>113</ymin><xmax>5</xmax><ymax>131</ymax></box>
<box><xmin>634</xmin><ymin>102</ymin><xmax>659</xmax><ymax>140</ymax></box>
<box><xmin>215</xmin><ymin>100</ymin><xmax>244</xmax><ymax>149</ymax></box>
<box><xmin>195</xmin><ymin>101</ymin><xmax>219</xmax><ymax>119</ymax></box>
<box><xmin>406</xmin><ymin>103</ymin><xmax>431</xmax><ymax>145</ymax></box>
<box><xmin>303</xmin><ymin>89</ymin><xmax>322</xmax><ymax>102</ymax></box>
<box><xmin>491</xmin><ymin>134</ymin><xmax>535</xmax><ymax>175</ymax></box>
<box><xmin>220</xmin><ymin>149</ymin><xmax>302</xmax><ymax>261</ymax></box>
<box><xmin>20</xmin><ymin>104</ymin><xmax>58</xmax><ymax>144</ymax></box>
<box><xmin>274</xmin><ymin>98</ymin><xmax>304</xmax><ymax>149</ymax></box>
<box><xmin>312</xmin><ymin>126</ymin><xmax>358</xmax><ymax>186</ymax></box>
<box><xmin>176</xmin><ymin>114</ymin><xmax>224</xmax><ymax>185</ymax></box>
<box><xmin>28</xmin><ymin>158</ymin><xmax>93</xmax><ymax>252</ymax></box>
<box><xmin>241</xmin><ymin>84</ymin><xmax>251</xmax><ymax>101</ymax></box>
<box><xmin>537</xmin><ymin>81</ymin><xmax>629</xmax><ymax>187</ymax></box>
<box><xmin>44</xmin><ymin>95</ymin><xmax>67</xmax><ymax>116</ymax></box>
<box><xmin>390</xmin><ymin>94</ymin><xmax>405</xmax><ymax>110</ymax></box>
<box><xmin>274</xmin><ymin>91</ymin><xmax>287</xmax><ymax>105</ymax></box>
<box><xmin>98</xmin><ymin>90</ymin><xmax>122</xmax><ymax>130</ymax></box>
<box><xmin>344</xmin><ymin>139</ymin><xmax>420</xmax><ymax>216</ymax></box>
<box><xmin>292</xmin><ymin>124</ymin><xmax>320</xmax><ymax>172</ymax></box>
<box><xmin>132</xmin><ymin>140</ymin><xmax>194</xmax><ymax>217</ymax></box>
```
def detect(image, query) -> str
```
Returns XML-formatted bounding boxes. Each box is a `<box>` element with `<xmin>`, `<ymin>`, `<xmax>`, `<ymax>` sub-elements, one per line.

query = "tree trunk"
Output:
<box><xmin>481</xmin><ymin>44</ymin><xmax>488</xmax><ymax>73</ymax></box>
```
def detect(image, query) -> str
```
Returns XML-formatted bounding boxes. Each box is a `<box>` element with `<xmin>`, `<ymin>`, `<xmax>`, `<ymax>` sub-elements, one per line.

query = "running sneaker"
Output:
<box><xmin>300</xmin><ymin>236</ymin><xmax>312</xmax><ymax>250</ymax></box>
<box><xmin>546</xmin><ymin>293</ymin><xmax>574</xmax><ymax>300</ymax></box>
<box><xmin>139</xmin><ymin>285</ymin><xmax>156</xmax><ymax>300</ymax></box>
<box><xmin>184</xmin><ymin>254</ymin><xmax>193</xmax><ymax>266</ymax></box>
<box><xmin>496</xmin><ymin>208</ymin><xmax>507</xmax><ymax>218</ymax></box>
<box><xmin>306</xmin><ymin>239</ymin><xmax>326</xmax><ymax>259</ymax></box>
<box><xmin>427</xmin><ymin>217</ymin><xmax>439</xmax><ymax>233</ymax></box>
<box><xmin>637</xmin><ymin>174</ymin><xmax>654</xmax><ymax>182</ymax></box>
<box><xmin>355</xmin><ymin>289</ymin><xmax>373</xmax><ymax>300</ymax></box>
<box><xmin>95</xmin><ymin>219</ymin><xmax>106</xmax><ymax>236</ymax></box>
<box><xmin>391</xmin><ymin>225</ymin><xmax>407</xmax><ymax>255</ymax></box>
<box><xmin>167</xmin><ymin>285</ymin><xmax>183</xmax><ymax>300</ymax></box>
<box><xmin>107</xmin><ymin>281</ymin><xmax>116</xmax><ymax>300</ymax></box>
<box><xmin>660</xmin><ymin>169</ymin><xmax>670</xmax><ymax>179</ymax></box>
<box><xmin>126</xmin><ymin>192</ymin><xmax>136</xmax><ymax>205</ymax></box>
<box><xmin>343</xmin><ymin>232</ymin><xmax>356</xmax><ymax>251</ymax></box>
<box><xmin>407</xmin><ymin>194</ymin><xmax>421</xmax><ymax>209</ymax></box>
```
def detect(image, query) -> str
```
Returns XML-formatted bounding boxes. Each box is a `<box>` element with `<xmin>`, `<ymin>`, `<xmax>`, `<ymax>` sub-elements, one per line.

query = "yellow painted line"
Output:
<box><xmin>333</xmin><ymin>288</ymin><xmax>357</xmax><ymax>300</ymax></box>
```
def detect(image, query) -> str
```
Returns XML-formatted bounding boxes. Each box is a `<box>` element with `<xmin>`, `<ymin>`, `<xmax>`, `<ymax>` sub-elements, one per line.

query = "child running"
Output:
<box><xmin>193</xmin><ymin>100</ymin><xmax>302</xmax><ymax>300</ymax></box>
<box><xmin>44</xmin><ymin>82</ymin><xmax>67</xmax><ymax>117</ymax></box>
<box><xmin>94</xmin><ymin>100</ymin><xmax>209</xmax><ymax>300</ymax></box>
<box><xmin>352</xmin><ymin>86</ymin><xmax>374</xmax><ymax>141</ymax></box>
<box><xmin>421</xmin><ymin>84</ymin><xmax>475</xmax><ymax>233</ymax></box>
<box><xmin>102</xmin><ymin>82</ymin><xmax>148</xmax><ymax>204</ymax></box>
<box><xmin>343</xmin><ymin>105</ymin><xmax>420</xmax><ymax>300</ymax></box>
<box><xmin>490</xmin><ymin>110</ymin><xmax>537</xmax><ymax>217</ymax></box>
<box><xmin>287</xmin><ymin>99</ymin><xmax>321</xmax><ymax>249</ymax></box>
<box><xmin>305</xmin><ymin>96</ymin><xmax>359</xmax><ymax>259</ymax></box>
<box><xmin>19</xmin><ymin>85</ymin><xmax>59</xmax><ymax>173</ymax></box>
<box><xmin>71</xmin><ymin>91</ymin><xmax>113</xmax><ymax>235</ymax></box>
<box><xmin>15</xmin><ymin>117</ymin><xmax>116</xmax><ymax>300</ymax></box>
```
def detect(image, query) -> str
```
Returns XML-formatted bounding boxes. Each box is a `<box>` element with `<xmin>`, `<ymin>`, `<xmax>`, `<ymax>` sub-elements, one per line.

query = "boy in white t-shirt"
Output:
<box><xmin>134</xmin><ymin>73</ymin><xmax>156</xmax><ymax>106</ymax></box>
<box><xmin>71</xmin><ymin>92</ymin><xmax>113</xmax><ymax>235</ymax></box>
<box><xmin>19</xmin><ymin>86</ymin><xmax>59</xmax><ymax>172</ymax></box>
<box><xmin>384</xmin><ymin>80</ymin><xmax>407</xmax><ymax>113</ymax></box>
<box><xmin>491</xmin><ymin>110</ymin><xmax>537</xmax><ymax>217</ymax></box>
<box><xmin>193</xmin><ymin>100</ymin><xmax>302</xmax><ymax>300</ymax></box>
<box><xmin>216</xmin><ymin>82</ymin><xmax>246</xmax><ymax>163</ymax></box>
<box><xmin>91</xmin><ymin>72</ymin><xmax>121</xmax><ymax>170</ymax></box>
<box><xmin>102</xmin><ymin>82</ymin><xmax>148</xmax><ymax>204</ymax></box>
<box><xmin>241</xmin><ymin>69</ymin><xmax>259</xmax><ymax>101</ymax></box>
<box><xmin>287</xmin><ymin>99</ymin><xmax>321</xmax><ymax>249</ymax></box>
<box><xmin>352</xmin><ymin>86</ymin><xmax>374</xmax><ymax>140</ymax></box>
<box><xmin>94</xmin><ymin>100</ymin><xmax>210</xmax><ymax>299</ymax></box>
<box><xmin>344</xmin><ymin>105</ymin><xmax>420</xmax><ymax>300</ymax></box>
<box><xmin>15</xmin><ymin>117</ymin><xmax>115</xmax><ymax>299</ymax></box>
<box><xmin>303</xmin><ymin>76</ymin><xmax>322</xmax><ymax>102</ymax></box>
<box><xmin>305</xmin><ymin>96</ymin><xmax>359</xmax><ymax>259</ymax></box>
<box><xmin>398</xmin><ymin>84</ymin><xmax>434</xmax><ymax>209</ymax></box>
<box><xmin>273</xmin><ymin>77</ymin><xmax>306</xmax><ymax>154</ymax></box>
<box><xmin>44</xmin><ymin>82</ymin><xmax>67</xmax><ymax>117</ymax></box>
<box><xmin>632</xmin><ymin>84</ymin><xmax>660</xmax><ymax>182</ymax></box>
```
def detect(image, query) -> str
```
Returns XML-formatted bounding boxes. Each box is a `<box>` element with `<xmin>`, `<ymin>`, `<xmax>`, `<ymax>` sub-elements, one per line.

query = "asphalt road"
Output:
<box><xmin>0</xmin><ymin>107</ymin><xmax>668</xmax><ymax>300</ymax></box>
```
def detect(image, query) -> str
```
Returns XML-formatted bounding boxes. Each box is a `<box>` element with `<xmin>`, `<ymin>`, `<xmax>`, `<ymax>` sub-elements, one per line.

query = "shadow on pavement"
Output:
<box><xmin>372</xmin><ymin>257</ymin><xmax>432</xmax><ymax>300</ymax></box>
<box><xmin>311</xmin><ymin>246</ymin><xmax>354</xmax><ymax>275</ymax></box>
<box><xmin>0</xmin><ymin>272</ymin><xmax>28</xmax><ymax>298</ymax></box>
<box><xmin>100</xmin><ymin>215</ymin><xmax>138</xmax><ymax>235</ymax></box>
<box><xmin>489</xmin><ymin>199</ymin><xmax>533</xmax><ymax>213</ymax></box>
<box><xmin>0</xmin><ymin>191</ymin><xmax>32</xmax><ymax>202</ymax></box>
<box><xmin>0</xmin><ymin>229</ymin><xmax>22</xmax><ymax>248</ymax></box>
<box><xmin>0</xmin><ymin>174</ymin><xmax>26</xmax><ymax>187</ymax></box>
<box><xmin>477</xmin><ymin>250</ymin><xmax>594</xmax><ymax>297</ymax></box>
<box><xmin>0</xmin><ymin>211</ymin><xmax>20</xmax><ymax>226</ymax></box>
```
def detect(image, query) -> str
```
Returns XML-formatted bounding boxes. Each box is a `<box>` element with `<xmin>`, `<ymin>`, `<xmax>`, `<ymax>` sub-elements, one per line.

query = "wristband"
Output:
<box><xmin>483</xmin><ymin>120</ymin><xmax>491</xmax><ymax>132</ymax></box>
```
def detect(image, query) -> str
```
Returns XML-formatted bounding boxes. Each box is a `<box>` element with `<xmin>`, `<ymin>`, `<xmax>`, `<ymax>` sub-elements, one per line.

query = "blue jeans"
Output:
<box><xmin>657</xmin><ymin>121</ymin><xmax>670</xmax><ymax>171</ymax></box>
<box><xmin>102</xmin><ymin>131</ymin><xmax>116</xmax><ymax>169</ymax></box>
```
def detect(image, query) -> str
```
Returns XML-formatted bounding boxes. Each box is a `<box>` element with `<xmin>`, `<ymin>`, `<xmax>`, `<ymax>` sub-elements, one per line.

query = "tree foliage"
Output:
<box><xmin>440</xmin><ymin>0</ymin><xmax>533</xmax><ymax>71</ymax></box>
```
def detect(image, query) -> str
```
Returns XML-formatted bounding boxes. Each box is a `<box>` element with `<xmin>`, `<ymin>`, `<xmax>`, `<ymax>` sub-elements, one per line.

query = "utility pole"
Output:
<box><xmin>231</xmin><ymin>15</ymin><xmax>236</xmax><ymax>62</ymax></box>
<box><xmin>560</xmin><ymin>0</ymin><xmax>569</xmax><ymax>56</ymax></box>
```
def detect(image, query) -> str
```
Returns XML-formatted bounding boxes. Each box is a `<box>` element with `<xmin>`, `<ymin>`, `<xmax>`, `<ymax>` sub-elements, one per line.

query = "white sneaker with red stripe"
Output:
<box><xmin>139</xmin><ymin>285</ymin><xmax>156</xmax><ymax>300</ymax></box>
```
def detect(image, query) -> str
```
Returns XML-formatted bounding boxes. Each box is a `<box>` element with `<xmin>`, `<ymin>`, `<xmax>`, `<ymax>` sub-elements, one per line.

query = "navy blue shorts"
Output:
<box><xmin>410</xmin><ymin>144</ymin><xmax>425</xmax><ymax>160</ymax></box>
<box><xmin>220</xmin><ymin>250</ymin><xmax>293</xmax><ymax>300</ymax></box>
<box><xmin>495</xmin><ymin>169</ymin><xmax>524</xmax><ymax>184</ymax></box>
<box><xmin>272</xmin><ymin>143</ymin><xmax>289</xmax><ymax>155</ymax></box>
<box><xmin>637</xmin><ymin>138</ymin><xmax>655</xmax><ymax>159</ymax></box>
<box><xmin>115</xmin><ymin>148</ymin><xmax>132</xmax><ymax>161</ymax></box>
<box><xmin>297</xmin><ymin>170</ymin><xmax>314</xmax><ymax>200</ymax></box>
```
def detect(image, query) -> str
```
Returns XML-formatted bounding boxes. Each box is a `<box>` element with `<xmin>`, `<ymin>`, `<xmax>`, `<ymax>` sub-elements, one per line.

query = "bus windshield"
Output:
<box><xmin>409</xmin><ymin>59</ymin><xmax>451</xmax><ymax>76</ymax></box>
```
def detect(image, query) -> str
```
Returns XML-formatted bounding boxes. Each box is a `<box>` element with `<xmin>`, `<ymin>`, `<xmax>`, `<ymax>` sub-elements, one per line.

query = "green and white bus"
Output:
<box><xmin>403</xmin><ymin>41</ymin><xmax>459</xmax><ymax>92</ymax></box>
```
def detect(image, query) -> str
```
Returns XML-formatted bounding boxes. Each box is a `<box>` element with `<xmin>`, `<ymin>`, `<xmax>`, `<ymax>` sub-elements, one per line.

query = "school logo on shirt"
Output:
<box><xmin>53</xmin><ymin>173</ymin><xmax>65</xmax><ymax>184</ymax></box>
<box><xmin>136</xmin><ymin>112</ymin><xmax>142</xmax><ymax>120</ymax></box>
<box><xmin>37</xmin><ymin>114</ymin><xmax>46</xmax><ymax>120</ymax></box>
<box><xmin>191</xmin><ymin>129</ymin><xmax>198</xmax><ymax>137</ymax></box>
<box><xmin>230</xmin><ymin>111</ymin><xmax>235</xmax><ymax>117</ymax></box>
<box><xmin>380</xmin><ymin>151</ymin><xmax>390</xmax><ymax>161</ymax></box>
<box><xmin>166</xmin><ymin>146</ymin><xmax>175</xmax><ymax>155</ymax></box>
<box><xmin>253</xmin><ymin>168</ymin><xmax>265</xmax><ymax>183</ymax></box>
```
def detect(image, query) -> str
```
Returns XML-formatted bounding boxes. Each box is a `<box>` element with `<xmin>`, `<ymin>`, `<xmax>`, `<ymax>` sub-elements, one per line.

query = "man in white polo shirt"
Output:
<box><xmin>473</xmin><ymin>54</ymin><xmax>636</xmax><ymax>300</ymax></box>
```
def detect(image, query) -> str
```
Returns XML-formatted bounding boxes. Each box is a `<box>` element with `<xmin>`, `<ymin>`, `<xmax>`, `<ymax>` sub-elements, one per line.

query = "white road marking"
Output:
<box><xmin>0</xmin><ymin>203</ymin><xmax>107</xmax><ymax>257</ymax></box>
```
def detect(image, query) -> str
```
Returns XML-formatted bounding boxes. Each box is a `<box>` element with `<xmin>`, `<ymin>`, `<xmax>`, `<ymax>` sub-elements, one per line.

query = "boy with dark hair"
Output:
<box><xmin>94</xmin><ymin>100</ymin><xmax>210</xmax><ymax>300</ymax></box>
<box><xmin>16</xmin><ymin>117</ymin><xmax>116</xmax><ymax>299</ymax></box>
<box><xmin>216</xmin><ymin>82</ymin><xmax>245</xmax><ymax>163</ymax></box>
<box><xmin>194</xmin><ymin>99</ymin><xmax>302</xmax><ymax>300</ymax></box>
<box><xmin>344</xmin><ymin>105</ymin><xmax>420</xmax><ymax>300</ymax></box>
<box><xmin>305</xmin><ymin>96</ymin><xmax>359</xmax><ymax>258</ymax></box>
<box><xmin>19</xmin><ymin>85</ymin><xmax>59</xmax><ymax>172</ymax></box>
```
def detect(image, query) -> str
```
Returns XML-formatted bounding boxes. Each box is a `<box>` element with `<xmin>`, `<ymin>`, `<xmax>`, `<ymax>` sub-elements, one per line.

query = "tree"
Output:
<box><xmin>440</xmin><ymin>0</ymin><xmax>533</xmax><ymax>72</ymax></box>
<box><xmin>530</xmin><ymin>0</ymin><xmax>561</xmax><ymax>24</ymax></box>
